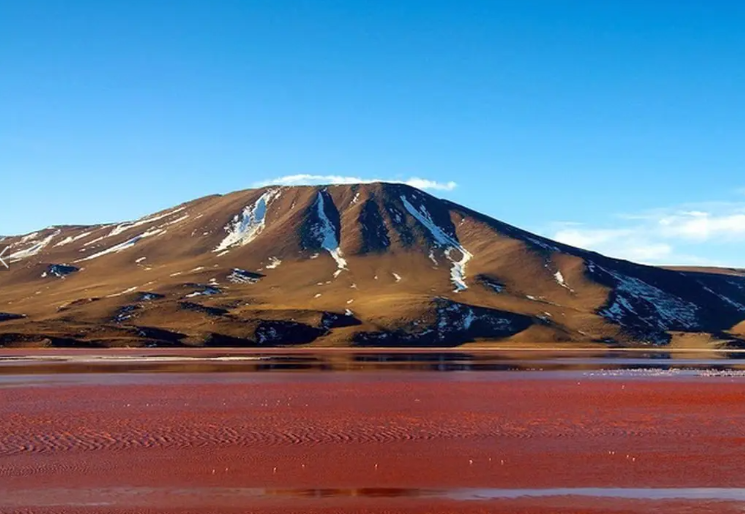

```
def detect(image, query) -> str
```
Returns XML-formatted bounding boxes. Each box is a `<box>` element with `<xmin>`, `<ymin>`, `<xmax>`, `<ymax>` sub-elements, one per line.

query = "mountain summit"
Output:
<box><xmin>1</xmin><ymin>183</ymin><xmax>745</xmax><ymax>348</ymax></box>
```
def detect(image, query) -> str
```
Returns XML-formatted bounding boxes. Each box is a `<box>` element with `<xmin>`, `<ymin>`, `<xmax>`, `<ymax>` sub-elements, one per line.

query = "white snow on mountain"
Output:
<box><xmin>77</xmin><ymin>228</ymin><xmax>165</xmax><ymax>262</ymax></box>
<box><xmin>108</xmin><ymin>207</ymin><xmax>185</xmax><ymax>238</ymax></box>
<box><xmin>54</xmin><ymin>231</ymin><xmax>92</xmax><ymax>247</ymax></box>
<box><xmin>215</xmin><ymin>189</ymin><xmax>281</xmax><ymax>252</ymax></box>
<box><xmin>309</xmin><ymin>191</ymin><xmax>347</xmax><ymax>276</ymax></box>
<box><xmin>401</xmin><ymin>195</ymin><xmax>472</xmax><ymax>292</ymax></box>
<box><xmin>594</xmin><ymin>264</ymin><xmax>700</xmax><ymax>331</ymax></box>
<box><xmin>266</xmin><ymin>257</ymin><xmax>282</xmax><ymax>269</ymax></box>
<box><xmin>8</xmin><ymin>231</ymin><xmax>59</xmax><ymax>261</ymax></box>
<box><xmin>554</xmin><ymin>270</ymin><xmax>573</xmax><ymax>291</ymax></box>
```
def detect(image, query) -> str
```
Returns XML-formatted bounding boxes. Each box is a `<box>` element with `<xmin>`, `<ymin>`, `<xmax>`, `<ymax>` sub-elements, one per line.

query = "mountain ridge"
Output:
<box><xmin>1</xmin><ymin>182</ymin><xmax>744</xmax><ymax>349</ymax></box>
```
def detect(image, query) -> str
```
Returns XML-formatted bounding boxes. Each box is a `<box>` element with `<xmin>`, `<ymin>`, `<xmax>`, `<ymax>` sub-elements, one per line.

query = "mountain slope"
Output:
<box><xmin>1</xmin><ymin>183</ymin><xmax>744</xmax><ymax>348</ymax></box>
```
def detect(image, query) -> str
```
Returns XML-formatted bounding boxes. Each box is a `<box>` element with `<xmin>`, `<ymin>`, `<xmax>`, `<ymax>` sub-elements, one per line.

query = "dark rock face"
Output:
<box><xmin>301</xmin><ymin>189</ymin><xmax>342</xmax><ymax>252</ymax></box>
<box><xmin>178</xmin><ymin>302</ymin><xmax>229</xmax><ymax>316</ymax></box>
<box><xmin>358</xmin><ymin>199</ymin><xmax>390</xmax><ymax>254</ymax></box>
<box><xmin>137</xmin><ymin>292</ymin><xmax>165</xmax><ymax>301</ymax></box>
<box><xmin>114</xmin><ymin>305</ymin><xmax>140</xmax><ymax>323</ymax></box>
<box><xmin>399</xmin><ymin>189</ymin><xmax>461</xmax><ymax>247</ymax></box>
<box><xmin>202</xmin><ymin>333</ymin><xmax>252</xmax><ymax>347</ymax></box>
<box><xmin>255</xmin><ymin>320</ymin><xmax>324</xmax><ymax>345</ymax></box>
<box><xmin>384</xmin><ymin>200</ymin><xmax>415</xmax><ymax>247</ymax></box>
<box><xmin>134</xmin><ymin>326</ymin><xmax>185</xmax><ymax>344</ymax></box>
<box><xmin>321</xmin><ymin>311</ymin><xmax>362</xmax><ymax>329</ymax></box>
<box><xmin>353</xmin><ymin>300</ymin><xmax>533</xmax><ymax>347</ymax></box>
<box><xmin>477</xmin><ymin>274</ymin><xmax>505</xmax><ymax>293</ymax></box>
<box><xmin>45</xmin><ymin>264</ymin><xmax>79</xmax><ymax>278</ymax></box>
<box><xmin>183</xmin><ymin>284</ymin><xmax>222</xmax><ymax>298</ymax></box>
<box><xmin>57</xmin><ymin>298</ymin><xmax>100</xmax><ymax>312</ymax></box>
<box><xmin>227</xmin><ymin>269</ymin><xmax>263</xmax><ymax>284</ymax></box>
<box><xmin>0</xmin><ymin>313</ymin><xmax>26</xmax><ymax>322</ymax></box>
<box><xmin>585</xmin><ymin>259</ymin><xmax>745</xmax><ymax>344</ymax></box>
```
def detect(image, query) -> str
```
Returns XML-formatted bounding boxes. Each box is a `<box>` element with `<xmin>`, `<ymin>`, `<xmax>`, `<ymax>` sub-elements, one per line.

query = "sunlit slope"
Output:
<box><xmin>1</xmin><ymin>183</ymin><xmax>744</xmax><ymax>348</ymax></box>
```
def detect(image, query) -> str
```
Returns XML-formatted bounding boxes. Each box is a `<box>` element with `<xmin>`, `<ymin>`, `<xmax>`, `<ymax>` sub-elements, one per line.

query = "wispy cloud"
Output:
<box><xmin>552</xmin><ymin>225</ymin><xmax>675</xmax><ymax>263</ymax></box>
<box><xmin>657</xmin><ymin>210</ymin><xmax>745</xmax><ymax>241</ymax></box>
<box><xmin>253</xmin><ymin>174</ymin><xmax>457</xmax><ymax>191</ymax></box>
<box><xmin>545</xmin><ymin>201</ymin><xmax>745</xmax><ymax>266</ymax></box>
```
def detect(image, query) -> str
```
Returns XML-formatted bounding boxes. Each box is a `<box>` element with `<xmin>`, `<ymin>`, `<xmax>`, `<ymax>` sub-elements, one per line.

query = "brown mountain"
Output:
<box><xmin>2</xmin><ymin>183</ymin><xmax>745</xmax><ymax>349</ymax></box>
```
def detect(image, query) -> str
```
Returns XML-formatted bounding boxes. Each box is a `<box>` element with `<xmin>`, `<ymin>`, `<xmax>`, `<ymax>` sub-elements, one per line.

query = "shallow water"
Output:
<box><xmin>3</xmin><ymin>351</ymin><xmax>745</xmax><ymax>513</ymax></box>
<box><xmin>8</xmin><ymin>486</ymin><xmax>745</xmax><ymax>504</ymax></box>
<box><xmin>3</xmin><ymin>349</ymin><xmax>745</xmax><ymax>376</ymax></box>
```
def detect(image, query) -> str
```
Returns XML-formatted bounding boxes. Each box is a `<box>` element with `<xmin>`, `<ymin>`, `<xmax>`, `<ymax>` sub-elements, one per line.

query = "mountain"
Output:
<box><xmin>2</xmin><ymin>182</ymin><xmax>745</xmax><ymax>349</ymax></box>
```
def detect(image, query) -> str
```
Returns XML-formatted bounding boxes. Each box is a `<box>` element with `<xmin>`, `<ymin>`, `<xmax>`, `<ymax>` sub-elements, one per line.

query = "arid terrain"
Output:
<box><xmin>2</xmin><ymin>182</ymin><xmax>745</xmax><ymax>348</ymax></box>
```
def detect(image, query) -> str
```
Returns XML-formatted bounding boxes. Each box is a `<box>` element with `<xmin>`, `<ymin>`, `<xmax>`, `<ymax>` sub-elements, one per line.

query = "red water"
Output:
<box><xmin>2</xmin><ymin>372</ymin><xmax>745</xmax><ymax>513</ymax></box>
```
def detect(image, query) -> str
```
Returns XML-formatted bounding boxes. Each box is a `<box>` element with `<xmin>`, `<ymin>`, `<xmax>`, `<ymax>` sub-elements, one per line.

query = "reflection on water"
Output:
<box><xmin>6</xmin><ymin>486</ymin><xmax>745</xmax><ymax>507</ymax></box>
<box><xmin>3</xmin><ymin>350</ymin><xmax>745</xmax><ymax>375</ymax></box>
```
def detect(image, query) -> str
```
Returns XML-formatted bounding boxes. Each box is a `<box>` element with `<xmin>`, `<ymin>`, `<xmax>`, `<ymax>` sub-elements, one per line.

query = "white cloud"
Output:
<box><xmin>253</xmin><ymin>174</ymin><xmax>457</xmax><ymax>191</ymax></box>
<box><xmin>619</xmin><ymin>243</ymin><xmax>674</xmax><ymax>262</ymax></box>
<box><xmin>553</xmin><ymin>225</ymin><xmax>673</xmax><ymax>264</ymax></box>
<box><xmin>545</xmin><ymin>201</ymin><xmax>745</xmax><ymax>266</ymax></box>
<box><xmin>553</xmin><ymin>228</ymin><xmax>634</xmax><ymax>249</ymax></box>
<box><xmin>657</xmin><ymin>211</ymin><xmax>745</xmax><ymax>241</ymax></box>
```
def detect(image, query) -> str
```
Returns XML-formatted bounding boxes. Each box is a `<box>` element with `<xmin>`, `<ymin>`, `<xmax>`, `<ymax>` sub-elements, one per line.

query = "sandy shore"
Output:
<box><xmin>2</xmin><ymin>372</ymin><xmax>745</xmax><ymax>513</ymax></box>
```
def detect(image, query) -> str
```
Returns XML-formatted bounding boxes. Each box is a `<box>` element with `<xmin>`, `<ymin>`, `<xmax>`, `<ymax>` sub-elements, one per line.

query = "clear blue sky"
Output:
<box><xmin>3</xmin><ymin>1</ymin><xmax>745</xmax><ymax>266</ymax></box>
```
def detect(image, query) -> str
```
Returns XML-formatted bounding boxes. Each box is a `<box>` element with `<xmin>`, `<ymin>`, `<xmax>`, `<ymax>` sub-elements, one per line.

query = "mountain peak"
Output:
<box><xmin>1</xmin><ymin>184</ymin><xmax>744</xmax><ymax>349</ymax></box>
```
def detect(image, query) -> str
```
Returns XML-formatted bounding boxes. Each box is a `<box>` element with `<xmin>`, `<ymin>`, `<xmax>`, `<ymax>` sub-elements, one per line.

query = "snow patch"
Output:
<box><xmin>592</xmin><ymin>263</ymin><xmax>700</xmax><ymax>332</ymax></box>
<box><xmin>400</xmin><ymin>196</ymin><xmax>472</xmax><ymax>292</ymax></box>
<box><xmin>8</xmin><ymin>231</ymin><xmax>59</xmax><ymax>261</ymax></box>
<box><xmin>19</xmin><ymin>232</ymin><xmax>39</xmax><ymax>244</ymax></box>
<box><xmin>215</xmin><ymin>189</ymin><xmax>281</xmax><ymax>252</ymax></box>
<box><xmin>107</xmin><ymin>287</ymin><xmax>138</xmax><ymax>298</ymax></box>
<box><xmin>108</xmin><ymin>208</ymin><xmax>185</xmax><ymax>238</ymax></box>
<box><xmin>185</xmin><ymin>285</ymin><xmax>221</xmax><ymax>298</ymax></box>
<box><xmin>699</xmin><ymin>281</ymin><xmax>745</xmax><ymax>312</ymax></box>
<box><xmin>266</xmin><ymin>257</ymin><xmax>281</xmax><ymax>269</ymax></box>
<box><xmin>308</xmin><ymin>191</ymin><xmax>347</xmax><ymax>276</ymax></box>
<box><xmin>54</xmin><ymin>232</ymin><xmax>92</xmax><ymax>247</ymax></box>
<box><xmin>480</xmin><ymin>277</ymin><xmax>504</xmax><ymax>293</ymax></box>
<box><xmin>77</xmin><ymin>228</ymin><xmax>165</xmax><ymax>262</ymax></box>
<box><xmin>161</xmin><ymin>214</ymin><xmax>190</xmax><ymax>227</ymax></box>
<box><xmin>389</xmin><ymin>208</ymin><xmax>403</xmax><ymax>224</ymax></box>
<box><xmin>554</xmin><ymin>270</ymin><xmax>574</xmax><ymax>292</ymax></box>
<box><xmin>392</xmin><ymin>273</ymin><xmax>402</xmax><ymax>282</ymax></box>
<box><xmin>228</xmin><ymin>268</ymin><xmax>261</xmax><ymax>284</ymax></box>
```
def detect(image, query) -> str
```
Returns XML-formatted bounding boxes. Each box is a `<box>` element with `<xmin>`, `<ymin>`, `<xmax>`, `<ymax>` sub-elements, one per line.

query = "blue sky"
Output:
<box><xmin>2</xmin><ymin>1</ymin><xmax>745</xmax><ymax>266</ymax></box>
